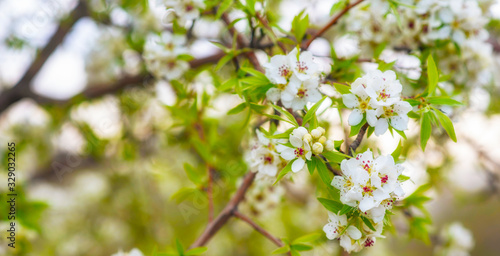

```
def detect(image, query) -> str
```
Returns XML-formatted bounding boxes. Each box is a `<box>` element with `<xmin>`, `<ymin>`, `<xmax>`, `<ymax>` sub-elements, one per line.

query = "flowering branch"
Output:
<box><xmin>189</xmin><ymin>171</ymin><xmax>257</xmax><ymax>249</ymax></box>
<box><xmin>302</xmin><ymin>0</ymin><xmax>365</xmax><ymax>49</ymax></box>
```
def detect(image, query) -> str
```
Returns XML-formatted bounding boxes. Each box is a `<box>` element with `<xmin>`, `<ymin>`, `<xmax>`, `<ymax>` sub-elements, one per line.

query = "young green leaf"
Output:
<box><xmin>322</xmin><ymin>151</ymin><xmax>349</xmax><ymax>164</ymax></box>
<box><xmin>420</xmin><ymin>112</ymin><xmax>432</xmax><ymax>151</ymax></box>
<box><xmin>303</xmin><ymin>96</ymin><xmax>327</xmax><ymax>125</ymax></box>
<box><xmin>272</xmin><ymin>105</ymin><xmax>299</xmax><ymax>127</ymax></box>
<box><xmin>391</xmin><ymin>140</ymin><xmax>403</xmax><ymax>160</ymax></box>
<box><xmin>333</xmin><ymin>82</ymin><xmax>351</xmax><ymax>94</ymax></box>
<box><xmin>274</xmin><ymin>159</ymin><xmax>295</xmax><ymax>185</ymax></box>
<box><xmin>316</xmin><ymin>158</ymin><xmax>333</xmax><ymax>186</ymax></box>
<box><xmin>291</xmin><ymin>244</ymin><xmax>313</xmax><ymax>251</ymax></box>
<box><xmin>307</xmin><ymin>157</ymin><xmax>317</xmax><ymax>175</ymax></box>
<box><xmin>293</xmin><ymin>233</ymin><xmax>321</xmax><ymax>244</ymax></box>
<box><xmin>426</xmin><ymin>96</ymin><xmax>463</xmax><ymax>106</ymax></box>
<box><xmin>426</xmin><ymin>55</ymin><xmax>438</xmax><ymax>96</ymax></box>
<box><xmin>317</xmin><ymin>198</ymin><xmax>343</xmax><ymax>214</ymax></box>
<box><xmin>185</xmin><ymin>247</ymin><xmax>208</xmax><ymax>256</ymax></box>
<box><xmin>272</xmin><ymin>245</ymin><xmax>290</xmax><ymax>254</ymax></box>
<box><xmin>361</xmin><ymin>216</ymin><xmax>377</xmax><ymax>232</ymax></box>
<box><xmin>227</xmin><ymin>102</ymin><xmax>247</xmax><ymax>115</ymax></box>
<box><xmin>183</xmin><ymin>163</ymin><xmax>203</xmax><ymax>185</ymax></box>
<box><xmin>433</xmin><ymin>107</ymin><xmax>457</xmax><ymax>142</ymax></box>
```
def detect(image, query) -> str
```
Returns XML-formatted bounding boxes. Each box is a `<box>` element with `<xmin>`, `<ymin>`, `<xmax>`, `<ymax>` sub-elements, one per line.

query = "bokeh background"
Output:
<box><xmin>1</xmin><ymin>0</ymin><xmax>500</xmax><ymax>255</ymax></box>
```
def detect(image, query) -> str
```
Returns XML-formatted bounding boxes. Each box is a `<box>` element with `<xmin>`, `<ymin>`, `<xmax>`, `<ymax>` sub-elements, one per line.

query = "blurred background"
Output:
<box><xmin>0</xmin><ymin>0</ymin><xmax>500</xmax><ymax>255</ymax></box>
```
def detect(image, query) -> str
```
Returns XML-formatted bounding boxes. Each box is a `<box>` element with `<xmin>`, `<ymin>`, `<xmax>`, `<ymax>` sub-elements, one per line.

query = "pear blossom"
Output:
<box><xmin>334</xmin><ymin>34</ymin><xmax>361</xmax><ymax>59</ymax></box>
<box><xmin>164</xmin><ymin>0</ymin><xmax>205</xmax><ymax>22</ymax></box>
<box><xmin>343</xmin><ymin>69</ymin><xmax>411</xmax><ymax>136</ymax></box>
<box><xmin>143</xmin><ymin>32</ymin><xmax>190</xmax><ymax>80</ymax></box>
<box><xmin>436</xmin><ymin>222</ymin><xmax>474</xmax><ymax>256</ymax></box>
<box><xmin>246</xmin><ymin>130</ymin><xmax>285</xmax><ymax>178</ymax></box>
<box><xmin>264</xmin><ymin>48</ymin><xmax>322</xmax><ymax>111</ymax></box>
<box><xmin>323</xmin><ymin>212</ymin><xmax>363</xmax><ymax>253</ymax></box>
<box><xmin>331</xmin><ymin>150</ymin><xmax>406</xmax><ymax>213</ymax></box>
<box><xmin>278</xmin><ymin>127</ymin><xmax>312</xmax><ymax>173</ymax></box>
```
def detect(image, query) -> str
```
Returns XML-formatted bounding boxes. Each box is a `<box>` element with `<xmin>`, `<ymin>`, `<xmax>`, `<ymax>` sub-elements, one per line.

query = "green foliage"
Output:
<box><xmin>291</xmin><ymin>12</ymin><xmax>309</xmax><ymax>43</ymax></box>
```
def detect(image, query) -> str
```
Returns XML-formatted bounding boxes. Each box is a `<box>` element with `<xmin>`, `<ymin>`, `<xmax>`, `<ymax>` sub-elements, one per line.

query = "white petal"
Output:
<box><xmin>348</xmin><ymin>109</ymin><xmax>364</xmax><ymax>126</ymax></box>
<box><xmin>374</xmin><ymin>118</ymin><xmax>389</xmax><ymax>136</ymax></box>
<box><xmin>292</xmin><ymin>158</ymin><xmax>305</xmax><ymax>173</ymax></box>
<box><xmin>359</xmin><ymin>198</ymin><xmax>376</xmax><ymax>212</ymax></box>
<box><xmin>266</xmin><ymin>88</ymin><xmax>281</xmax><ymax>102</ymax></box>
<box><xmin>281</xmin><ymin>148</ymin><xmax>296</xmax><ymax>160</ymax></box>
<box><xmin>366</xmin><ymin>109</ymin><xmax>378</xmax><ymax>126</ymax></box>
<box><xmin>347</xmin><ymin>226</ymin><xmax>362</xmax><ymax>240</ymax></box>
<box><xmin>290</xmin><ymin>136</ymin><xmax>303</xmax><ymax>148</ymax></box>
<box><xmin>342</xmin><ymin>94</ymin><xmax>359</xmax><ymax>108</ymax></box>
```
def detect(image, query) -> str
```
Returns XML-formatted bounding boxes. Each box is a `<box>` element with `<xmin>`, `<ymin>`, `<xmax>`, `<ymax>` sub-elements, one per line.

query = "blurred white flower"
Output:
<box><xmin>323</xmin><ymin>212</ymin><xmax>363</xmax><ymax>253</ymax></box>
<box><xmin>111</xmin><ymin>248</ymin><xmax>143</xmax><ymax>256</ymax></box>
<box><xmin>334</xmin><ymin>35</ymin><xmax>360</xmax><ymax>59</ymax></box>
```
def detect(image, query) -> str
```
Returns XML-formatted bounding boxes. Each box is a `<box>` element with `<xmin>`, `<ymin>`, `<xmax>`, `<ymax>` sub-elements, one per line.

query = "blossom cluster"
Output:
<box><xmin>246</xmin><ymin>130</ymin><xmax>286</xmax><ymax>178</ymax></box>
<box><xmin>342</xmin><ymin>70</ymin><xmax>412</xmax><ymax>136</ymax></box>
<box><xmin>278</xmin><ymin>127</ymin><xmax>335</xmax><ymax>173</ymax></box>
<box><xmin>323</xmin><ymin>150</ymin><xmax>405</xmax><ymax>252</ymax></box>
<box><xmin>143</xmin><ymin>31</ymin><xmax>189</xmax><ymax>81</ymax></box>
<box><xmin>264</xmin><ymin>48</ymin><xmax>322</xmax><ymax>111</ymax></box>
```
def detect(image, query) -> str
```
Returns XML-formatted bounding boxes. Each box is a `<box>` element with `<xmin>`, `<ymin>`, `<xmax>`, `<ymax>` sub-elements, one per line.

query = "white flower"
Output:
<box><xmin>111</xmin><ymin>248</ymin><xmax>143</xmax><ymax>256</ymax></box>
<box><xmin>332</xmin><ymin>150</ymin><xmax>405</xmax><ymax>213</ymax></box>
<box><xmin>283</xmin><ymin>78</ymin><xmax>322</xmax><ymax>111</ymax></box>
<box><xmin>246</xmin><ymin>130</ymin><xmax>284</xmax><ymax>177</ymax></box>
<box><xmin>323</xmin><ymin>212</ymin><xmax>363</xmax><ymax>253</ymax></box>
<box><xmin>278</xmin><ymin>127</ymin><xmax>312</xmax><ymax>173</ymax></box>
<box><xmin>342</xmin><ymin>82</ymin><xmax>378</xmax><ymax>126</ymax></box>
<box><xmin>264</xmin><ymin>54</ymin><xmax>293</xmax><ymax>85</ymax></box>
<box><xmin>334</xmin><ymin>35</ymin><xmax>361</xmax><ymax>59</ymax></box>
<box><xmin>288</xmin><ymin>48</ymin><xmax>320</xmax><ymax>81</ymax></box>
<box><xmin>373</xmin><ymin>101</ymin><xmax>412</xmax><ymax>136</ymax></box>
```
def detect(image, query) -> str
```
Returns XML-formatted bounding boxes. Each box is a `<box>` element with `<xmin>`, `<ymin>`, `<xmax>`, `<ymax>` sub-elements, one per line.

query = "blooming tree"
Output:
<box><xmin>2</xmin><ymin>0</ymin><xmax>499</xmax><ymax>255</ymax></box>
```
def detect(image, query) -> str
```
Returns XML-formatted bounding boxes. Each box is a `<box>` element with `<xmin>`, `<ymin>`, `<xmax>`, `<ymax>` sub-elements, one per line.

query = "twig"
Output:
<box><xmin>255</xmin><ymin>13</ymin><xmax>287</xmax><ymax>53</ymax></box>
<box><xmin>302</xmin><ymin>0</ymin><xmax>365</xmax><ymax>49</ymax></box>
<box><xmin>221</xmin><ymin>13</ymin><xmax>263</xmax><ymax>72</ymax></box>
<box><xmin>234</xmin><ymin>211</ymin><xmax>284</xmax><ymax>247</ymax></box>
<box><xmin>348</xmin><ymin>123</ymin><xmax>369</xmax><ymax>156</ymax></box>
<box><xmin>189</xmin><ymin>171</ymin><xmax>257</xmax><ymax>249</ymax></box>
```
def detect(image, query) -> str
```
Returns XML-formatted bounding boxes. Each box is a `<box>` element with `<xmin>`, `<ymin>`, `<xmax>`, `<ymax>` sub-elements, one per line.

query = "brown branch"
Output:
<box><xmin>302</xmin><ymin>0</ymin><xmax>365</xmax><ymax>49</ymax></box>
<box><xmin>348</xmin><ymin>123</ymin><xmax>369</xmax><ymax>156</ymax></box>
<box><xmin>221</xmin><ymin>13</ymin><xmax>263</xmax><ymax>72</ymax></box>
<box><xmin>0</xmin><ymin>1</ymin><xmax>88</xmax><ymax>114</ymax></box>
<box><xmin>189</xmin><ymin>171</ymin><xmax>257</xmax><ymax>249</ymax></box>
<box><xmin>234</xmin><ymin>211</ymin><xmax>284</xmax><ymax>247</ymax></box>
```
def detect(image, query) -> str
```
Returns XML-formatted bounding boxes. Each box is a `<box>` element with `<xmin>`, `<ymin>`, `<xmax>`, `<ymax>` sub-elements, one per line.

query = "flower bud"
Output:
<box><xmin>319</xmin><ymin>136</ymin><xmax>327</xmax><ymax>144</ymax></box>
<box><xmin>311</xmin><ymin>128</ymin><xmax>322</xmax><ymax>139</ymax></box>
<box><xmin>318</xmin><ymin>127</ymin><xmax>326</xmax><ymax>135</ymax></box>
<box><xmin>313</xmin><ymin>142</ymin><xmax>324</xmax><ymax>154</ymax></box>
<box><xmin>325</xmin><ymin>140</ymin><xmax>334</xmax><ymax>151</ymax></box>
<box><xmin>303</xmin><ymin>133</ymin><xmax>312</xmax><ymax>143</ymax></box>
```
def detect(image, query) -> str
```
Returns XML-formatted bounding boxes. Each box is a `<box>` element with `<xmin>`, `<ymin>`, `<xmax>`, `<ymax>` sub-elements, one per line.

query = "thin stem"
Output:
<box><xmin>302</xmin><ymin>0</ymin><xmax>365</xmax><ymax>49</ymax></box>
<box><xmin>234</xmin><ymin>211</ymin><xmax>284</xmax><ymax>247</ymax></box>
<box><xmin>348</xmin><ymin>123</ymin><xmax>369</xmax><ymax>156</ymax></box>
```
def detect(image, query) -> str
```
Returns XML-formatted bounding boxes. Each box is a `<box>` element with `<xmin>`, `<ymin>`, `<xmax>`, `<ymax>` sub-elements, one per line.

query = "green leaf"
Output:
<box><xmin>241</xmin><ymin>67</ymin><xmax>268</xmax><ymax>80</ymax></box>
<box><xmin>361</xmin><ymin>216</ymin><xmax>377</xmax><ymax>232</ymax></box>
<box><xmin>322</xmin><ymin>151</ymin><xmax>349</xmax><ymax>164</ymax></box>
<box><xmin>291</xmin><ymin>12</ymin><xmax>309</xmax><ymax>42</ymax></box>
<box><xmin>334</xmin><ymin>140</ymin><xmax>343</xmax><ymax>151</ymax></box>
<box><xmin>317</xmin><ymin>198</ymin><xmax>343</xmax><ymax>214</ymax></box>
<box><xmin>227</xmin><ymin>102</ymin><xmax>247</xmax><ymax>115</ymax></box>
<box><xmin>272</xmin><ymin>105</ymin><xmax>299</xmax><ymax>127</ymax></box>
<box><xmin>185</xmin><ymin>247</ymin><xmax>208</xmax><ymax>256</ymax></box>
<box><xmin>291</xmin><ymin>244</ymin><xmax>313</xmax><ymax>251</ymax></box>
<box><xmin>426</xmin><ymin>96</ymin><xmax>463</xmax><ymax>106</ymax></box>
<box><xmin>176</xmin><ymin>239</ymin><xmax>184</xmax><ymax>254</ymax></box>
<box><xmin>349</xmin><ymin>120</ymin><xmax>366</xmax><ymax>136</ymax></box>
<box><xmin>272</xmin><ymin>245</ymin><xmax>290</xmax><ymax>254</ymax></box>
<box><xmin>377</xmin><ymin>60</ymin><xmax>396</xmax><ymax>71</ymax></box>
<box><xmin>338</xmin><ymin>204</ymin><xmax>355</xmax><ymax>215</ymax></box>
<box><xmin>216</xmin><ymin>0</ymin><xmax>232</xmax><ymax>19</ymax></box>
<box><xmin>420</xmin><ymin>112</ymin><xmax>432</xmax><ymax>151</ymax></box>
<box><xmin>316</xmin><ymin>158</ymin><xmax>333</xmax><ymax>186</ymax></box>
<box><xmin>398</xmin><ymin>175</ymin><xmax>410</xmax><ymax>182</ymax></box>
<box><xmin>303</xmin><ymin>96</ymin><xmax>327</xmax><ymax>125</ymax></box>
<box><xmin>307</xmin><ymin>157</ymin><xmax>317</xmax><ymax>175</ymax></box>
<box><xmin>293</xmin><ymin>233</ymin><xmax>321</xmax><ymax>244</ymax></box>
<box><xmin>426</xmin><ymin>55</ymin><xmax>438</xmax><ymax>96</ymax></box>
<box><xmin>183</xmin><ymin>163</ymin><xmax>203</xmax><ymax>185</ymax></box>
<box><xmin>329</xmin><ymin>0</ymin><xmax>347</xmax><ymax>16</ymax></box>
<box><xmin>333</xmin><ymin>82</ymin><xmax>351</xmax><ymax>94</ymax></box>
<box><xmin>391</xmin><ymin>140</ymin><xmax>403</xmax><ymax>160</ymax></box>
<box><xmin>274</xmin><ymin>159</ymin><xmax>295</xmax><ymax>185</ymax></box>
<box><xmin>433</xmin><ymin>107</ymin><xmax>457</xmax><ymax>142</ymax></box>
<box><xmin>170</xmin><ymin>188</ymin><xmax>199</xmax><ymax>204</ymax></box>
<box><xmin>215</xmin><ymin>53</ymin><xmax>234</xmax><ymax>71</ymax></box>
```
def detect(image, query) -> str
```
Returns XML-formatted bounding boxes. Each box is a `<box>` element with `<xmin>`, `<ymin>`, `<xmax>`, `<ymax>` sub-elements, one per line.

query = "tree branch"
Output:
<box><xmin>189</xmin><ymin>171</ymin><xmax>257</xmax><ymax>249</ymax></box>
<box><xmin>234</xmin><ymin>211</ymin><xmax>284</xmax><ymax>247</ymax></box>
<box><xmin>0</xmin><ymin>1</ymin><xmax>88</xmax><ymax>113</ymax></box>
<box><xmin>348</xmin><ymin>123</ymin><xmax>369</xmax><ymax>156</ymax></box>
<box><xmin>221</xmin><ymin>13</ymin><xmax>263</xmax><ymax>72</ymax></box>
<box><xmin>302</xmin><ymin>0</ymin><xmax>365</xmax><ymax>49</ymax></box>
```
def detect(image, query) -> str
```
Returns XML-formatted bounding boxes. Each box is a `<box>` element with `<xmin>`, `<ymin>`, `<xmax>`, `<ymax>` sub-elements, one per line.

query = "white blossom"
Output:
<box><xmin>323</xmin><ymin>212</ymin><xmax>363</xmax><ymax>253</ymax></box>
<box><xmin>143</xmin><ymin>32</ymin><xmax>189</xmax><ymax>80</ymax></box>
<box><xmin>246</xmin><ymin>130</ymin><xmax>285</xmax><ymax>178</ymax></box>
<box><xmin>278</xmin><ymin>127</ymin><xmax>312</xmax><ymax>173</ymax></box>
<box><xmin>111</xmin><ymin>248</ymin><xmax>143</xmax><ymax>256</ymax></box>
<box><xmin>164</xmin><ymin>0</ymin><xmax>205</xmax><ymax>22</ymax></box>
